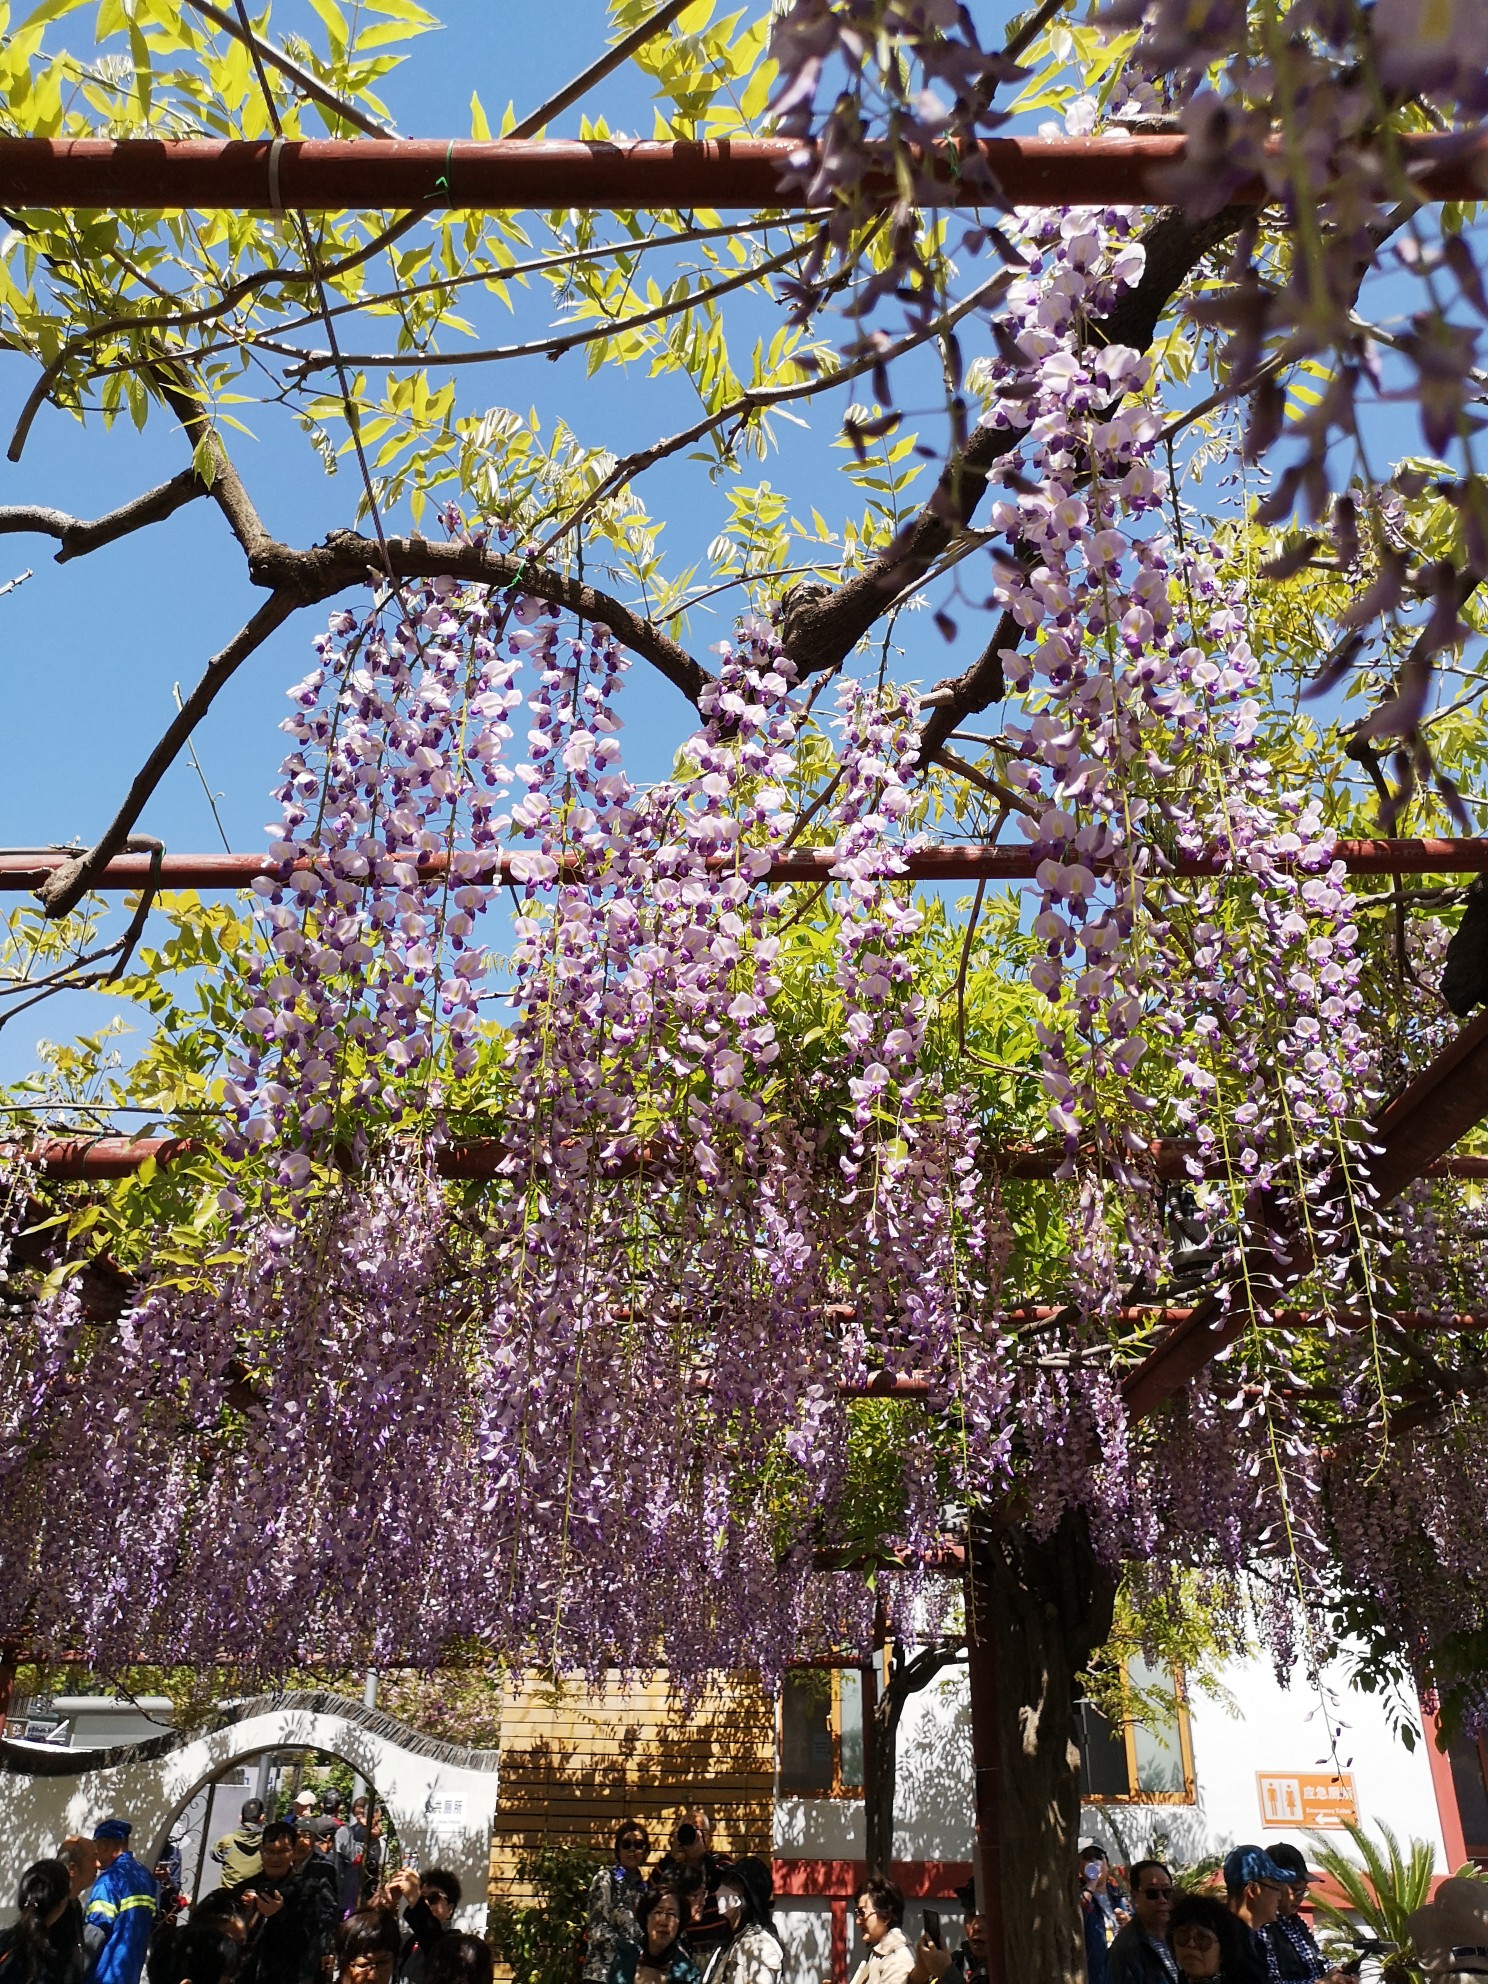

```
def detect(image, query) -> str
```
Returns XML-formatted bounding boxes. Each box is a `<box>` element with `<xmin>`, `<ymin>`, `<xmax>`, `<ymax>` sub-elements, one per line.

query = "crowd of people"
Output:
<box><xmin>0</xmin><ymin>1799</ymin><xmax>486</xmax><ymax>1984</ymax></box>
<box><xmin>582</xmin><ymin>1823</ymin><xmax>985</xmax><ymax>1984</ymax></box>
<box><xmin>0</xmin><ymin>1800</ymin><xmax>1346</xmax><ymax>1984</ymax></box>
<box><xmin>582</xmin><ymin>1818</ymin><xmax>780</xmax><ymax>1984</ymax></box>
<box><xmin>1083</xmin><ymin>1841</ymin><xmax>1347</xmax><ymax>1984</ymax></box>
<box><xmin>585</xmin><ymin>1818</ymin><xmax>1345</xmax><ymax>1984</ymax></box>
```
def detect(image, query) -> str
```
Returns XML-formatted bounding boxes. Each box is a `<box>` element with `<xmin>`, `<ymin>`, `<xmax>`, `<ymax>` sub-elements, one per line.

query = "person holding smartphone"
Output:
<box><xmin>1263</xmin><ymin>1848</ymin><xmax>1347</xmax><ymax>1984</ymax></box>
<box><xmin>907</xmin><ymin>1880</ymin><xmax>985</xmax><ymax>1984</ymax></box>
<box><xmin>228</xmin><ymin>1821</ymin><xmax>337</xmax><ymax>1984</ymax></box>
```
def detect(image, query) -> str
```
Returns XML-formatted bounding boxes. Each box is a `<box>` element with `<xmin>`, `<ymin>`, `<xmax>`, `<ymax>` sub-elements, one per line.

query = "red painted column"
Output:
<box><xmin>830</xmin><ymin>1898</ymin><xmax>849</xmax><ymax>1980</ymax></box>
<box><xmin>965</xmin><ymin>1540</ymin><xmax>1009</xmax><ymax>1984</ymax></box>
<box><xmin>1421</xmin><ymin>1700</ymin><xmax>1471</xmax><ymax>1871</ymax></box>
<box><xmin>0</xmin><ymin>1642</ymin><xmax>20</xmax><ymax>1729</ymax></box>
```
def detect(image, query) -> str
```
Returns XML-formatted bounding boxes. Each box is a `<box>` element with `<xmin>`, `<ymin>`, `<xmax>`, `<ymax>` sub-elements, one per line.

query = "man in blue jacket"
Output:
<box><xmin>84</xmin><ymin>1818</ymin><xmax>159</xmax><ymax>1984</ymax></box>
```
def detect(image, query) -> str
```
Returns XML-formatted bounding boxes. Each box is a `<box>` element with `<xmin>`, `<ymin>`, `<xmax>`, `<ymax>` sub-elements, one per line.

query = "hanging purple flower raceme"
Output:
<box><xmin>227</xmin><ymin>564</ymin><xmax>523</xmax><ymax>1177</ymax></box>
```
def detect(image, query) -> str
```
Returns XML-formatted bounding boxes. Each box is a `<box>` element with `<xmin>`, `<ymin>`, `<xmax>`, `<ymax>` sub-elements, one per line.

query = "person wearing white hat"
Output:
<box><xmin>1406</xmin><ymin>1879</ymin><xmax>1488</xmax><ymax>1976</ymax></box>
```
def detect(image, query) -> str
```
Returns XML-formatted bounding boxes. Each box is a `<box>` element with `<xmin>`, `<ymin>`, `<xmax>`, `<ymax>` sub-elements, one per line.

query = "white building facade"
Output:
<box><xmin>769</xmin><ymin>1646</ymin><xmax>1482</xmax><ymax>1984</ymax></box>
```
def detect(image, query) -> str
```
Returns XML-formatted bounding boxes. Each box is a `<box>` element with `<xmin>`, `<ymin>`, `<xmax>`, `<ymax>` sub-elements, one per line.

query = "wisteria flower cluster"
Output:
<box><xmin>2</xmin><ymin>197</ymin><xmax>1484</xmax><ymax>1698</ymax></box>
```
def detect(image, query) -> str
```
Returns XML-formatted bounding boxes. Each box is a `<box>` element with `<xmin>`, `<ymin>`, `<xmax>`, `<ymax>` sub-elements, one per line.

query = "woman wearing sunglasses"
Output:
<box><xmin>1168</xmin><ymin>1896</ymin><xmax>1265</xmax><ymax>1984</ymax></box>
<box><xmin>584</xmin><ymin>1826</ymin><xmax>651</xmax><ymax>1984</ymax></box>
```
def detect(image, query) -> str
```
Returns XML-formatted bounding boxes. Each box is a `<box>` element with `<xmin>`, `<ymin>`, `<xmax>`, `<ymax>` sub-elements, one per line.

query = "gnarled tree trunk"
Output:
<box><xmin>967</xmin><ymin>1514</ymin><xmax>1118</xmax><ymax>1984</ymax></box>
<box><xmin>864</xmin><ymin>1643</ymin><xmax>964</xmax><ymax>1878</ymax></box>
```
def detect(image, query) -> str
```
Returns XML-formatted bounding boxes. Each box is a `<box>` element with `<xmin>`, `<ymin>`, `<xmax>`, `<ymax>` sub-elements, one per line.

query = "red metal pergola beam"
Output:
<box><xmin>3</xmin><ymin>837</ymin><xmax>1486</xmax><ymax>894</ymax></box>
<box><xmin>1</xmin><ymin>133</ymin><xmax>1485</xmax><ymax>212</ymax></box>
<box><xmin>23</xmin><ymin>1134</ymin><xmax>1488</xmax><ymax>1184</ymax></box>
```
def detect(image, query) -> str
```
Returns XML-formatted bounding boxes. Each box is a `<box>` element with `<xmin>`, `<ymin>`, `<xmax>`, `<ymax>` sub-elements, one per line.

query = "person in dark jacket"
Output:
<box><xmin>1</xmin><ymin>1860</ymin><xmax>76</xmax><ymax>1984</ymax></box>
<box><xmin>295</xmin><ymin>1822</ymin><xmax>343</xmax><ymax>1926</ymax></box>
<box><xmin>608</xmin><ymin>1889</ymin><xmax>702</xmax><ymax>1984</ymax></box>
<box><xmin>229</xmin><ymin>1820</ymin><xmax>338</xmax><ymax>1984</ymax></box>
<box><xmin>382</xmin><ymin>1869</ymin><xmax>460</xmax><ymax>1984</ymax></box>
<box><xmin>1222</xmin><ymin>1848</ymin><xmax>1292</xmax><ymax>1984</ymax></box>
<box><xmin>422</xmin><ymin>1940</ymin><xmax>491</xmax><ymax>1984</ymax></box>
<box><xmin>1080</xmin><ymin>1844</ymin><xmax>1122</xmax><ymax>1984</ymax></box>
<box><xmin>1170</xmin><ymin>1895</ymin><xmax>1265</xmax><ymax>1984</ymax></box>
<box><xmin>180</xmin><ymin>1898</ymin><xmax>248</xmax><ymax>1953</ymax></box>
<box><xmin>1262</xmin><ymin>1849</ymin><xmax>1339</xmax><ymax>1984</ymax></box>
<box><xmin>1110</xmin><ymin>1860</ymin><xmax>1177</xmax><ymax>1984</ymax></box>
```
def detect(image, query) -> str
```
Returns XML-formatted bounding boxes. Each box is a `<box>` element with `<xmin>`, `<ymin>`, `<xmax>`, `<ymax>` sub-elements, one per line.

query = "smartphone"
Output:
<box><xmin>923</xmin><ymin>1911</ymin><xmax>943</xmax><ymax>1950</ymax></box>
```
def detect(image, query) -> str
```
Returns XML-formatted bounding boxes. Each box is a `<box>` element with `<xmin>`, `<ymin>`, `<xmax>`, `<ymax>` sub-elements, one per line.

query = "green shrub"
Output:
<box><xmin>488</xmin><ymin>1843</ymin><xmax>602</xmax><ymax>1984</ymax></box>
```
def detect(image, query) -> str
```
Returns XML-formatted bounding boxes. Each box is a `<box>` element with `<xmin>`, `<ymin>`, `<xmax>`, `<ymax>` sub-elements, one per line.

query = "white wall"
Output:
<box><xmin>776</xmin><ymin>1899</ymin><xmax>834</xmax><ymax>1984</ymax></box>
<box><xmin>894</xmin><ymin>1675</ymin><xmax>974</xmax><ymax>1864</ymax></box>
<box><xmin>0</xmin><ymin>1694</ymin><xmax>500</xmax><ymax>1931</ymax></box>
<box><xmin>771</xmin><ymin>1668</ymin><xmax>975</xmax><ymax>1867</ymax></box>
<box><xmin>1080</xmin><ymin>1647</ymin><xmax>1450</xmax><ymax>1874</ymax></box>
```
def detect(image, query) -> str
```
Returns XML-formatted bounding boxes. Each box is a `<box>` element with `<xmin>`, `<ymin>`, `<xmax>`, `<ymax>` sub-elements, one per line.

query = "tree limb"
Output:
<box><xmin>152</xmin><ymin>375</ymin><xmax>279</xmax><ymax>565</ymax></box>
<box><xmin>931</xmin><ymin>742</ymin><xmax>1037</xmax><ymax>817</ymax></box>
<box><xmin>249</xmin><ymin>529</ymin><xmax>713</xmax><ymax>704</ymax></box>
<box><xmin>38</xmin><ymin>595</ymin><xmax>299</xmax><ymax>918</ymax></box>
<box><xmin>34</xmin><ymin>523</ymin><xmax>710</xmax><ymax>921</ymax></box>
<box><xmin>781</xmin><ymin>203</ymin><xmax>1253</xmax><ymax>679</ymax></box>
<box><xmin>540</xmin><ymin>265</ymin><xmax>1015</xmax><ymax>559</ymax></box>
<box><xmin>0</xmin><ymin>470</ymin><xmax>206</xmax><ymax>563</ymax></box>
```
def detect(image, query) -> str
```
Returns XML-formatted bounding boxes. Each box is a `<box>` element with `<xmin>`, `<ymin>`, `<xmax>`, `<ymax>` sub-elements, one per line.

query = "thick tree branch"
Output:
<box><xmin>38</xmin><ymin>595</ymin><xmax>299</xmax><ymax>918</ymax></box>
<box><xmin>153</xmin><ymin>377</ymin><xmax>279</xmax><ymax>564</ymax></box>
<box><xmin>249</xmin><ymin>529</ymin><xmax>713</xmax><ymax>703</ymax></box>
<box><xmin>0</xmin><ymin>470</ymin><xmax>206</xmax><ymax>563</ymax></box>
<box><xmin>781</xmin><ymin>204</ymin><xmax>1253</xmax><ymax>680</ymax></box>
<box><xmin>35</xmin><ymin>525</ymin><xmax>709</xmax><ymax>919</ymax></box>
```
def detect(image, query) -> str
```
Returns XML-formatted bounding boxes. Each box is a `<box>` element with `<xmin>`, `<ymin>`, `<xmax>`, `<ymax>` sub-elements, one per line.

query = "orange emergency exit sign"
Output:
<box><xmin>1256</xmin><ymin>1770</ymin><xmax>1358</xmax><ymax>1828</ymax></box>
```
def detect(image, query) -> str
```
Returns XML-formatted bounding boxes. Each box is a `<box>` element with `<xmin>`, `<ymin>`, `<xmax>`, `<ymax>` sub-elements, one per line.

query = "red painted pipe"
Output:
<box><xmin>2</xmin><ymin>837</ymin><xmax>1487</xmax><ymax>894</ymax></box>
<box><xmin>1</xmin><ymin>134</ymin><xmax>1485</xmax><ymax>213</ymax></box>
<box><xmin>26</xmin><ymin>1134</ymin><xmax>1488</xmax><ymax>1184</ymax></box>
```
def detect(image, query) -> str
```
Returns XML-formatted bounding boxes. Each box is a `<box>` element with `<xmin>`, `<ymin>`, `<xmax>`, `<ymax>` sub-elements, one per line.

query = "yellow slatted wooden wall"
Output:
<box><xmin>488</xmin><ymin>1670</ymin><xmax>776</xmax><ymax>1906</ymax></box>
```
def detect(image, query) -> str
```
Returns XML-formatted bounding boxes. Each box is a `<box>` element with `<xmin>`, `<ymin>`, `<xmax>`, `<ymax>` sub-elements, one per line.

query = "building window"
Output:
<box><xmin>1448</xmin><ymin>1730</ymin><xmax>1488</xmax><ymax>1861</ymax></box>
<box><xmin>1078</xmin><ymin>1657</ymin><xmax>1195</xmax><ymax>1804</ymax></box>
<box><xmin>779</xmin><ymin>1667</ymin><xmax>865</xmax><ymax>1797</ymax></box>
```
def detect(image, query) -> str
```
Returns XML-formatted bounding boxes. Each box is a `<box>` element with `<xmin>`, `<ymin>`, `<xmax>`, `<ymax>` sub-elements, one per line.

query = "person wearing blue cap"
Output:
<box><xmin>1222</xmin><ymin>1848</ymin><xmax>1292</xmax><ymax>1984</ymax></box>
<box><xmin>83</xmin><ymin>1821</ymin><xmax>159</xmax><ymax>1984</ymax></box>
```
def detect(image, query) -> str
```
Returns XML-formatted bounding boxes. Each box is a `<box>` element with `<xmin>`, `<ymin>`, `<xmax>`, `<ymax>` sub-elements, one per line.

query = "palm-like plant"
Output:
<box><xmin>1305</xmin><ymin>1822</ymin><xmax>1438</xmax><ymax>1984</ymax></box>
